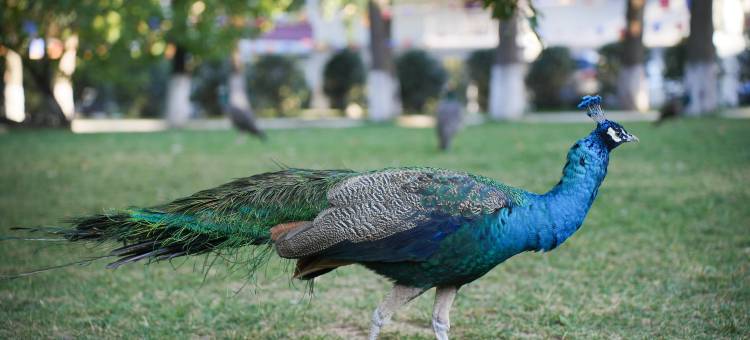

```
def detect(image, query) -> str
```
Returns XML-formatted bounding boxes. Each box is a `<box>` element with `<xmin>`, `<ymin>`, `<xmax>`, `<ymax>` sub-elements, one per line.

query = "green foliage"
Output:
<box><xmin>482</xmin><ymin>0</ymin><xmax>539</xmax><ymax>32</ymax></box>
<box><xmin>482</xmin><ymin>0</ymin><xmax>519</xmax><ymax>19</ymax></box>
<box><xmin>443</xmin><ymin>57</ymin><xmax>469</xmax><ymax>104</ymax></box>
<box><xmin>395</xmin><ymin>50</ymin><xmax>447</xmax><ymax>113</ymax></box>
<box><xmin>466</xmin><ymin>49</ymin><xmax>494</xmax><ymax>111</ymax></box>
<box><xmin>1</xmin><ymin>0</ymin><xmax>297</xmax><ymax>120</ymax></box>
<box><xmin>162</xmin><ymin>0</ymin><xmax>297</xmax><ymax>62</ymax></box>
<box><xmin>73</xmin><ymin>44</ymin><xmax>169</xmax><ymax>118</ymax></box>
<box><xmin>526</xmin><ymin>46</ymin><xmax>576</xmax><ymax>109</ymax></box>
<box><xmin>248</xmin><ymin>55</ymin><xmax>310</xmax><ymax>117</ymax></box>
<box><xmin>1</xmin><ymin>119</ymin><xmax>749</xmax><ymax>338</ymax></box>
<box><xmin>323</xmin><ymin>49</ymin><xmax>366</xmax><ymax>110</ymax></box>
<box><xmin>481</xmin><ymin>0</ymin><xmax>537</xmax><ymax>23</ymax></box>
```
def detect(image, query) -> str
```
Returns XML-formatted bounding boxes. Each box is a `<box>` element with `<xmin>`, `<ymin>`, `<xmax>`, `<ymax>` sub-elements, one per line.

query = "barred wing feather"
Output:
<box><xmin>274</xmin><ymin>168</ymin><xmax>512</xmax><ymax>260</ymax></box>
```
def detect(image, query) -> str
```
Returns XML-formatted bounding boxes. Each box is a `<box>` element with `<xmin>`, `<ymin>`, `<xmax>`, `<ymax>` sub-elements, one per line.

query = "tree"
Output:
<box><xmin>1</xmin><ymin>1</ymin><xmax>78</xmax><ymax>127</ymax></box>
<box><xmin>1</xmin><ymin>0</ymin><xmax>162</xmax><ymax>127</ymax></box>
<box><xmin>160</xmin><ymin>0</ymin><xmax>295</xmax><ymax>126</ymax></box>
<box><xmin>482</xmin><ymin>0</ymin><xmax>537</xmax><ymax>120</ymax></box>
<box><xmin>395</xmin><ymin>50</ymin><xmax>447</xmax><ymax>112</ymax></box>
<box><xmin>618</xmin><ymin>0</ymin><xmax>649</xmax><ymax>111</ymax></box>
<box><xmin>323</xmin><ymin>49</ymin><xmax>365</xmax><ymax>110</ymax></box>
<box><xmin>684</xmin><ymin>0</ymin><xmax>718</xmax><ymax>115</ymax></box>
<box><xmin>466</xmin><ymin>49</ymin><xmax>494</xmax><ymax>112</ymax></box>
<box><xmin>489</xmin><ymin>12</ymin><xmax>525</xmax><ymax>119</ymax></box>
<box><xmin>526</xmin><ymin>46</ymin><xmax>575</xmax><ymax>109</ymax></box>
<box><xmin>367</xmin><ymin>0</ymin><xmax>399</xmax><ymax>121</ymax></box>
<box><xmin>248</xmin><ymin>55</ymin><xmax>310</xmax><ymax>117</ymax></box>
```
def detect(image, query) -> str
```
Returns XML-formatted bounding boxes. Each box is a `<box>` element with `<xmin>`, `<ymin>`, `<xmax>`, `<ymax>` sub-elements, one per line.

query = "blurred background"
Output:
<box><xmin>1</xmin><ymin>0</ymin><xmax>748</xmax><ymax>130</ymax></box>
<box><xmin>1</xmin><ymin>1</ymin><xmax>750</xmax><ymax>339</ymax></box>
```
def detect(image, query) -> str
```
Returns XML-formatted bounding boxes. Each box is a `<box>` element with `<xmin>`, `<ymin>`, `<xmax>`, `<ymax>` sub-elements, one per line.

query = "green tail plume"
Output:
<box><xmin>10</xmin><ymin>168</ymin><xmax>356</xmax><ymax>272</ymax></box>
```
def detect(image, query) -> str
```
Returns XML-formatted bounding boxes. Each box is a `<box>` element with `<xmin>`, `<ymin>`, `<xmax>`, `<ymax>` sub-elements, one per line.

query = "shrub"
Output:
<box><xmin>443</xmin><ymin>57</ymin><xmax>469</xmax><ymax>104</ymax></box>
<box><xmin>526</xmin><ymin>46</ymin><xmax>575</xmax><ymax>109</ymax></box>
<box><xmin>597</xmin><ymin>42</ymin><xmax>623</xmax><ymax>99</ymax></box>
<box><xmin>72</xmin><ymin>47</ymin><xmax>167</xmax><ymax>118</ymax></box>
<box><xmin>465</xmin><ymin>49</ymin><xmax>493</xmax><ymax>111</ymax></box>
<box><xmin>191</xmin><ymin>59</ymin><xmax>230</xmax><ymax>117</ymax></box>
<box><xmin>323</xmin><ymin>49</ymin><xmax>365</xmax><ymax>110</ymax></box>
<box><xmin>395</xmin><ymin>49</ymin><xmax>447</xmax><ymax>113</ymax></box>
<box><xmin>248</xmin><ymin>54</ymin><xmax>309</xmax><ymax>117</ymax></box>
<box><xmin>663</xmin><ymin>39</ymin><xmax>687</xmax><ymax>81</ymax></box>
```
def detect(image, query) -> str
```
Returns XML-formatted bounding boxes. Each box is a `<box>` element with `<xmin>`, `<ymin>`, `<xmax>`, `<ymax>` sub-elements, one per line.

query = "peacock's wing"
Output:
<box><xmin>274</xmin><ymin>168</ymin><xmax>518</xmax><ymax>261</ymax></box>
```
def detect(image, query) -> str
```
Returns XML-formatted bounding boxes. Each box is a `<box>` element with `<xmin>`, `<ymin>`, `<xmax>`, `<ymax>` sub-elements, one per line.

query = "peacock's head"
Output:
<box><xmin>578</xmin><ymin>95</ymin><xmax>638</xmax><ymax>150</ymax></box>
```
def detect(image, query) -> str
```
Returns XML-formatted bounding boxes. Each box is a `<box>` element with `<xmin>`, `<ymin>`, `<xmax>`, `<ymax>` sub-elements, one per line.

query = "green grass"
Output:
<box><xmin>1</xmin><ymin>119</ymin><xmax>749</xmax><ymax>339</ymax></box>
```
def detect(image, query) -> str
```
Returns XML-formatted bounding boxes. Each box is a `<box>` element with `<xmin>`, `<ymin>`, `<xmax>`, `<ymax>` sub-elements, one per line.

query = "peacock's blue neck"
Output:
<box><xmin>524</xmin><ymin>131</ymin><xmax>610</xmax><ymax>251</ymax></box>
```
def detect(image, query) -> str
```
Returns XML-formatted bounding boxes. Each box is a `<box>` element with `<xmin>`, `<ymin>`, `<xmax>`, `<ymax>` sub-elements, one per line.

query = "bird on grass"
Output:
<box><xmin>436</xmin><ymin>90</ymin><xmax>464</xmax><ymax>151</ymax></box>
<box><xmin>227</xmin><ymin>72</ymin><xmax>266</xmax><ymax>140</ymax></box>
<box><xmin>655</xmin><ymin>94</ymin><xmax>686</xmax><ymax>126</ymax></box>
<box><xmin>6</xmin><ymin>95</ymin><xmax>637</xmax><ymax>339</ymax></box>
<box><xmin>228</xmin><ymin>104</ymin><xmax>266</xmax><ymax>140</ymax></box>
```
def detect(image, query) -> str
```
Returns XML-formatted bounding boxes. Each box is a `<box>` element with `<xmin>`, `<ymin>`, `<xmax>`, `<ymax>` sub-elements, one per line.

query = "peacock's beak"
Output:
<box><xmin>624</xmin><ymin>133</ymin><xmax>639</xmax><ymax>143</ymax></box>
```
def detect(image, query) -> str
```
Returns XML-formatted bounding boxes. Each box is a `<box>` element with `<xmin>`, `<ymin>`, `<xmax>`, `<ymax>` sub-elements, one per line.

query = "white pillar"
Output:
<box><xmin>684</xmin><ymin>62</ymin><xmax>719</xmax><ymax>116</ymax></box>
<box><xmin>719</xmin><ymin>56</ymin><xmax>739</xmax><ymax>108</ymax></box>
<box><xmin>302</xmin><ymin>51</ymin><xmax>330</xmax><ymax>109</ymax></box>
<box><xmin>3</xmin><ymin>49</ymin><xmax>25</xmax><ymax>122</ymax></box>
<box><xmin>617</xmin><ymin>64</ymin><xmax>650</xmax><ymax>112</ymax></box>
<box><xmin>367</xmin><ymin>70</ymin><xmax>399</xmax><ymax>121</ymax></box>
<box><xmin>489</xmin><ymin>64</ymin><xmax>526</xmax><ymax>120</ymax></box>
<box><xmin>165</xmin><ymin>74</ymin><xmax>192</xmax><ymax>127</ymax></box>
<box><xmin>53</xmin><ymin>35</ymin><xmax>78</xmax><ymax>120</ymax></box>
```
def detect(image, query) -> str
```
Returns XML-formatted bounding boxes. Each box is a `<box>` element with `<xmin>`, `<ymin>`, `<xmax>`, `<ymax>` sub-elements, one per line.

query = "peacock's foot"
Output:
<box><xmin>432</xmin><ymin>318</ymin><xmax>450</xmax><ymax>340</ymax></box>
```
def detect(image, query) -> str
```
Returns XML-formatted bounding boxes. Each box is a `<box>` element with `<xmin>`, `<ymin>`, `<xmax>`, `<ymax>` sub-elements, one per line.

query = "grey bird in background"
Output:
<box><xmin>227</xmin><ymin>55</ymin><xmax>266</xmax><ymax>140</ymax></box>
<box><xmin>436</xmin><ymin>90</ymin><xmax>463</xmax><ymax>151</ymax></box>
<box><xmin>655</xmin><ymin>93</ymin><xmax>686</xmax><ymax>126</ymax></box>
<box><xmin>229</xmin><ymin>105</ymin><xmax>266</xmax><ymax>140</ymax></box>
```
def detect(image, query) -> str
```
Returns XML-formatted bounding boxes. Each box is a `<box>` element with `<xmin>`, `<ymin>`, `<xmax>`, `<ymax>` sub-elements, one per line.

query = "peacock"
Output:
<box><xmin>7</xmin><ymin>95</ymin><xmax>637</xmax><ymax>339</ymax></box>
<box><xmin>227</xmin><ymin>70</ymin><xmax>266</xmax><ymax>140</ymax></box>
<box><xmin>436</xmin><ymin>90</ymin><xmax>464</xmax><ymax>151</ymax></box>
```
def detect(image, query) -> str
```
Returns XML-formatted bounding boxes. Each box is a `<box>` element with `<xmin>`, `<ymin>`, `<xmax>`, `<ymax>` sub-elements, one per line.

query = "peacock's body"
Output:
<box><xmin>8</xmin><ymin>96</ymin><xmax>637</xmax><ymax>339</ymax></box>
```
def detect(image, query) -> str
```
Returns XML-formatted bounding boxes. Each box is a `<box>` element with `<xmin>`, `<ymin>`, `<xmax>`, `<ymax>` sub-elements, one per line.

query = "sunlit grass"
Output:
<box><xmin>1</xmin><ymin>119</ymin><xmax>748</xmax><ymax>339</ymax></box>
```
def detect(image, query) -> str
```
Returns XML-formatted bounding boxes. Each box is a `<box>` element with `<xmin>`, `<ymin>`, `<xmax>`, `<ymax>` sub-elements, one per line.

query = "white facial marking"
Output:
<box><xmin>607</xmin><ymin>127</ymin><xmax>622</xmax><ymax>143</ymax></box>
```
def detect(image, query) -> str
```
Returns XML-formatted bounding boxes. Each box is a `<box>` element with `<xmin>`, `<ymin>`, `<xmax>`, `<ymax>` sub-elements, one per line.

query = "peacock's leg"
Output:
<box><xmin>368</xmin><ymin>284</ymin><xmax>425</xmax><ymax>340</ymax></box>
<box><xmin>432</xmin><ymin>286</ymin><xmax>458</xmax><ymax>340</ymax></box>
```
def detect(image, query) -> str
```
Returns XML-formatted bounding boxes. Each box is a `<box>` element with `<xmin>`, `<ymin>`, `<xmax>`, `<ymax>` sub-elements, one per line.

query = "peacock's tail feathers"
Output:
<box><xmin>14</xmin><ymin>168</ymin><xmax>357</xmax><ymax>272</ymax></box>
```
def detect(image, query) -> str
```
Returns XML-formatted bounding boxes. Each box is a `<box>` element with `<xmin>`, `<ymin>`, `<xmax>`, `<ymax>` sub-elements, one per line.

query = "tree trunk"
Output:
<box><xmin>618</xmin><ymin>0</ymin><xmax>649</xmax><ymax>111</ymax></box>
<box><xmin>23</xmin><ymin>55</ymin><xmax>69</xmax><ymax>128</ymax></box>
<box><xmin>3</xmin><ymin>49</ymin><xmax>25</xmax><ymax>122</ymax></box>
<box><xmin>684</xmin><ymin>0</ymin><xmax>717</xmax><ymax>115</ymax></box>
<box><xmin>489</xmin><ymin>14</ymin><xmax>526</xmax><ymax>120</ymax></box>
<box><xmin>53</xmin><ymin>34</ymin><xmax>78</xmax><ymax>120</ymax></box>
<box><xmin>304</xmin><ymin>0</ymin><xmax>331</xmax><ymax>110</ymax></box>
<box><xmin>367</xmin><ymin>0</ymin><xmax>399</xmax><ymax>121</ymax></box>
<box><xmin>165</xmin><ymin>44</ymin><xmax>192</xmax><ymax>127</ymax></box>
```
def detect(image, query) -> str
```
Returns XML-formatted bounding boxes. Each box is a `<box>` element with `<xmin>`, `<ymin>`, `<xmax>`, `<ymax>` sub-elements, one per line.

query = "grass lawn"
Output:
<box><xmin>0</xmin><ymin>119</ymin><xmax>748</xmax><ymax>339</ymax></box>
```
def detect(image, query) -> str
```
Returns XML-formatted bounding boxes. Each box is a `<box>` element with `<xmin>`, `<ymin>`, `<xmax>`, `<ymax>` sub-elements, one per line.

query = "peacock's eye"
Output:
<box><xmin>606</xmin><ymin>127</ymin><xmax>622</xmax><ymax>143</ymax></box>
